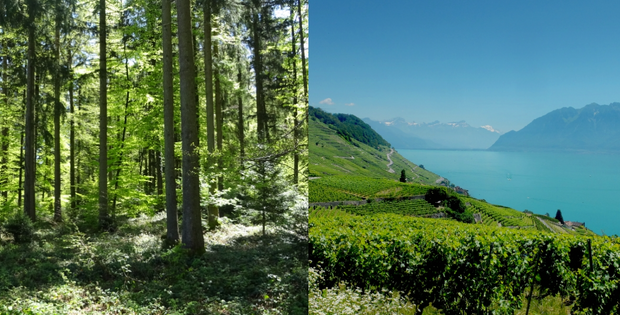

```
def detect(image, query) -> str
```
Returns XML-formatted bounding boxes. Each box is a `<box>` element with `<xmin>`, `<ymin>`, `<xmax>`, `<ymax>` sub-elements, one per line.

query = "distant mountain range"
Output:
<box><xmin>363</xmin><ymin>117</ymin><xmax>501</xmax><ymax>150</ymax></box>
<box><xmin>489</xmin><ymin>103</ymin><xmax>620</xmax><ymax>152</ymax></box>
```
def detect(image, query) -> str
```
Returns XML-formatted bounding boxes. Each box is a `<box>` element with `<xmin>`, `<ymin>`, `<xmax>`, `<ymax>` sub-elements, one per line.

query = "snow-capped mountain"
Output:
<box><xmin>363</xmin><ymin>117</ymin><xmax>502</xmax><ymax>150</ymax></box>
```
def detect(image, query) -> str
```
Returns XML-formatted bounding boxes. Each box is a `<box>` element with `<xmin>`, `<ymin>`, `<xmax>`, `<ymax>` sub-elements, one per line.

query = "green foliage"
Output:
<box><xmin>446</xmin><ymin>195</ymin><xmax>465</xmax><ymax>213</ymax></box>
<box><xmin>424</xmin><ymin>187</ymin><xmax>450</xmax><ymax>207</ymax></box>
<box><xmin>445</xmin><ymin>207</ymin><xmax>475</xmax><ymax>223</ymax></box>
<box><xmin>239</xmin><ymin>160</ymin><xmax>297</xmax><ymax>233</ymax></box>
<box><xmin>400</xmin><ymin>169</ymin><xmax>406</xmax><ymax>183</ymax></box>
<box><xmin>310</xmin><ymin>176</ymin><xmax>429</xmax><ymax>202</ymax></box>
<box><xmin>0</xmin><ymin>213</ymin><xmax>308</xmax><ymax>314</ymax></box>
<box><xmin>309</xmin><ymin>181</ymin><xmax>362</xmax><ymax>203</ymax></box>
<box><xmin>3</xmin><ymin>211</ymin><xmax>34</xmax><ymax>244</ymax></box>
<box><xmin>556</xmin><ymin>209</ymin><xmax>565</xmax><ymax>225</ymax></box>
<box><xmin>319</xmin><ymin>199</ymin><xmax>441</xmax><ymax>217</ymax></box>
<box><xmin>466</xmin><ymin>198</ymin><xmax>534</xmax><ymax>227</ymax></box>
<box><xmin>309</xmin><ymin>211</ymin><xmax>620</xmax><ymax>314</ymax></box>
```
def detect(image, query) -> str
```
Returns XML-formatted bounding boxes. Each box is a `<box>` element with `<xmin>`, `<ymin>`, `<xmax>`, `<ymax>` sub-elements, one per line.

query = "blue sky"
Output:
<box><xmin>310</xmin><ymin>0</ymin><xmax>620</xmax><ymax>133</ymax></box>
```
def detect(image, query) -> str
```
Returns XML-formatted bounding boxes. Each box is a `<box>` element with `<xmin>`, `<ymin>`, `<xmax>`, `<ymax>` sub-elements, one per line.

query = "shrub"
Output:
<box><xmin>424</xmin><ymin>187</ymin><xmax>449</xmax><ymax>206</ymax></box>
<box><xmin>4</xmin><ymin>211</ymin><xmax>35</xmax><ymax>244</ymax></box>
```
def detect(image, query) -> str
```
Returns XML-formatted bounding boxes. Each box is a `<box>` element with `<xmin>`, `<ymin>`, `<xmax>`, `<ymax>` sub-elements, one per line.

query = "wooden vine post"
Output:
<box><xmin>525</xmin><ymin>247</ymin><xmax>542</xmax><ymax>315</ymax></box>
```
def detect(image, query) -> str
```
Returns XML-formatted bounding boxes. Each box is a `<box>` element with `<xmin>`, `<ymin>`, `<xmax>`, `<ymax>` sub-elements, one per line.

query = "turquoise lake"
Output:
<box><xmin>399</xmin><ymin>149</ymin><xmax>620</xmax><ymax>236</ymax></box>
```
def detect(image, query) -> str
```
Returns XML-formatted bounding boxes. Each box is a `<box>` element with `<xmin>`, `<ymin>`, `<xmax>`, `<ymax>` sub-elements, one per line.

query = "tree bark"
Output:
<box><xmin>1</xmin><ymin>37</ymin><xmax>9</xmax><ymax>201</ymax></box>
<box><xmin>251</xmin><ymin>2</ymin><xmax>267</xmax><ymax>143</ymax></box>
<box><xmin>176</xmin><ymin>0</ymin><xmax>205</xmax><ymax>254</ymax></box>
<box><xmin>162</xmin><ymin>0</ymin><xmax>179</xmax><ymax>243</ymax></box>
<box><xmin>203</xmin><ymin>0</ymin><xmax>219</xmax><ymax>229</ymax></box>
<box><xmin>18</xmin><ymin>127</ymin><xmax>24</xmax><ymax>208</ymax></box>
<box><xmin>290</xmin><ymin>3</ymin><xmax>299</xmax><ymax>184</ymax></box>
<box><xmin>76</xmin><ymin>88</ymin><xmax>82</xmax><ymax>208</ymax></box>
<box><xmin>214</xmin><ymin>39</ymin><xmax>224</xmax><ymax>192</ymax></box>
<box><xmin>111</xmin><ymin>88</ymin><xmax>129</xmax><ymax>213</ymax></box>
<box><xmin>24</xmin><ymin>12</ymin><xmax>36</xmax><ymax>222</ymax></box>
<box><xmin>237</xmin><ymin>59</ymin><xmax>244</xmax><ymax>160</ymax></box>
<box><xmin>53</xmin><ymin>16</ymin><xmax>62</xmax><ymax>222</ymax></box>
<box><xmin>156</xmin><ymin>150</ymin><xmax>163</xmax><ymax>198</ymax></box>
<box><xmin>297</xmin><ymin>0</ymin><xmax>308</xmax><ymax>104</ymax></box>
<box><xmin>99</xmin><ymin>0</ymin><xmax>110</xmax><ymax>229</ymax></box>
<box><xmin>69</xmin><ymin>51</ymin><xmax>76</xmax><ymax>212</ymax></box>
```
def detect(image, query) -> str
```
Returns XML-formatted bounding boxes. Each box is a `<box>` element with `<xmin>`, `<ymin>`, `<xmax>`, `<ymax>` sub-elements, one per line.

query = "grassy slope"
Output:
<box><xmin>309</xmin><ymin>117</ymin><xmax>440</xmax><ymax>185</ymax></box>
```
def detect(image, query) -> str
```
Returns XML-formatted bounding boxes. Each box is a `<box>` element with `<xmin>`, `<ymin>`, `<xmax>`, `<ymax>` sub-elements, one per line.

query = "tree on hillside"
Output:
<box><xmin>400</xmin><ymin>169</ymin><xmax>406</xmax><ymax>183</ymax></box>
<box><xmin>425</xmin><ymin>187</ymin><xmax>449</xmax><ymax>206</ymax></box>
<box><xmin>555</xmin><ymin>209</ymin><xmax>565</xmax><ymax>225</ymax></box>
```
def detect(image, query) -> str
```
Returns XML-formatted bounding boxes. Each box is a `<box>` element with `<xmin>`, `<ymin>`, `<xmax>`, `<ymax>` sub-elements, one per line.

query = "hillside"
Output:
<box><xmin>490</xmin><ymin>103</ymin><xmax>620</xmax><ymax>152</ymax></box>
<box><xmin>310</xmin><ymin>106</ymin><xmax>390</xmax><ymax>149</ymax></box>
<box><xmin>309</xmin><ymin>109</ymin><xmax>592</xmax><ymax>235</ymax></box>
<box><xmin>309</xmin><ymin>112</ymin><xmax>441</xmax><ymax>185</ymax></box>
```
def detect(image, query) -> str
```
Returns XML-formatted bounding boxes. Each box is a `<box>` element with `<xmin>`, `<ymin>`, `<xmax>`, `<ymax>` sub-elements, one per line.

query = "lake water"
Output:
<box><xmin>399</xmin><ymin>149</ymin><xmax>620</xmax><ymax>236</ymax></box>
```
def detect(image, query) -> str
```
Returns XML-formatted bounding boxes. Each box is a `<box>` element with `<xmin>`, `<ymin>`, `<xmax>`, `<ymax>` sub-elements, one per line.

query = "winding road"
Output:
<box><xmin>386</xmin><ymin>148</ymin><xmax>395</xmax><ymax>173</ymax></box>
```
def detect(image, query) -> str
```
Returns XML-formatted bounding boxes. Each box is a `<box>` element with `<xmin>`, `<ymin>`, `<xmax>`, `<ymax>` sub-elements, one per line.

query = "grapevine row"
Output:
<box><xmin>309</xmin><ymin>213</ymin><xmax>620</xmax><ymax>314</ymax></box>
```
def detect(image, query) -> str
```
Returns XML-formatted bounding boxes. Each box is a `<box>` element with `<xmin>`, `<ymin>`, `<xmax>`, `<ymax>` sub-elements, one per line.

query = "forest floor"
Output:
<box><xmin>0</xmin><ymin>212</ymin><xmax>308</xmax><ymax>314</ymax></box>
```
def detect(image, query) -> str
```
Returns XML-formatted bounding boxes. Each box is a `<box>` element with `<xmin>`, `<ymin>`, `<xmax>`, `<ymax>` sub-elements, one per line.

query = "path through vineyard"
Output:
<box><xmin>386</xmin><ymin>148</ymin><xmax>395</xmax><ymax>173</ymax></box>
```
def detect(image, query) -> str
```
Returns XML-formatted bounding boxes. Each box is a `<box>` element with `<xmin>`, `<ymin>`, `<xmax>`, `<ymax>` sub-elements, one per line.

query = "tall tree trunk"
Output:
<box><xmin>162</xmin><ymin>0</ymin><xmax>179</xmax><ymax>243</ymax></box>
<box><xmin>99</xmin><ymin>0</ymin><xmax>110</xmax><ymax>229</ymax></box>
<box><xmin>156</xmin><ymin>150</ymin><xmax>163</xmax><ymax>197</ymax></box>
<box><xmin>150</xmin><ymin>149</ymin><xmax>156</xmax><ymax>193</ymax></box>
<box><xmin>53</xmin><ymin>17</ymin><xmax>62</xmax><ymax>222</ymax></box>
<box><xmin>237</xmin><ymin>59</ymin><xmax>244</xmax><ymax>161</ymax></box>
<box><xmin>18</xmin><ymin>90</ymin><xmax>25</xmax><ymax>208</ymax></box>
<box><xmin>18</xmin><ymin>127</ymin><xmax>24</xmax><ymax>207</ymax></box>
<box><xmin>290</xmin><ymin>3</ymin><xmax>299</xmax><ymax>184</ymax></box>
<box><xmin>1</xmin><ymin>39</ymin><xmax>9</xmax><ymax>201</ymax></box>
<box><xmin>251</xmin><ymin>2</ymin><xmax>267</xmax><ymax>143</ymax></box>
<box><xmin>204</xmin><ymin>0</ymin><xmax>218</xmax><ymax>229</ymax></box>
<box><xmin>297</xmin><ymin>0</ymin><xmax>308</xmax><ymax>105</ymax></box>
<box><xmin>111</xmin><ymin>89</ymin><xmax>129</xmax><ymax>212</ymax></box>
<box><xmin>69</xmin><ymin>52</ymin><xmax>76</xmax><ymax>212</ymax></box>
<box><xmin>111</xmin><ymin>39</ymin><xmax>132</xmax><ymax>214</ymax></box>
<box><xmin>176</xmin><ymin>0</ymin><xmax>205</xmax><ymax>254</ymax></box>
<box><xmin>214</xmin><ymin>39</ymin><xmax>224</xmax><ymax>192</ymax></box>
<box><xmin>24</xmin><ymin>15</ymin><xmax>36</xmax><ymax>222</ymax></box>
<box><xmin>76</xmin><ymin>88</ymin><xmax>81</xmax><ymax>208</ymax></box>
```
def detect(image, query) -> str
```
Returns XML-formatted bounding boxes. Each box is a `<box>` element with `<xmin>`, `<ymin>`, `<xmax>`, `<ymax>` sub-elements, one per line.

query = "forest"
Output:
<box><xmin>0</xmin><ymin>0</ymin><xmax>308</xmax><ymax>313</ymax></box>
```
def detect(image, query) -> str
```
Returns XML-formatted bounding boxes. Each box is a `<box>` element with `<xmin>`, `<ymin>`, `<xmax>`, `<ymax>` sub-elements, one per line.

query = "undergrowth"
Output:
<box><xmin>0</xmin><ymin>212</ymin><xmax>307</xmax><ymax>314</ymax></box>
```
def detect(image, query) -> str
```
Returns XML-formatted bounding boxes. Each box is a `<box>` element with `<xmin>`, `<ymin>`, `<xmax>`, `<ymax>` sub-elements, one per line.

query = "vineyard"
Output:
<box><xmin>313</xmin><ymin>199</ymin><xmax>442</xmax><ymax>217</ymax></box>
<box><xmin>309</xmin><ymin>181</ymin><xmax>363</xmax><ymax>203</ymax></box>
<box><xmin>309</xmin><ymin>176</ymin><xmax>429</xmax><ymax>201</ymax></box>
<box><xmin>465</xmin><ymin>198</ymin><xmax>534</xmax><ymax>227</ymax></box>
<box><xmin>309</xmin><ymin>211</ymin><xmax>620</xmax><ymax>314</ymax></box>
